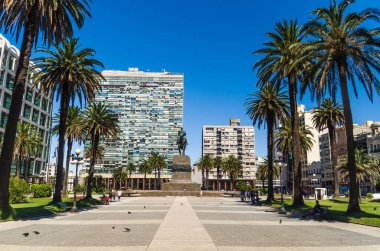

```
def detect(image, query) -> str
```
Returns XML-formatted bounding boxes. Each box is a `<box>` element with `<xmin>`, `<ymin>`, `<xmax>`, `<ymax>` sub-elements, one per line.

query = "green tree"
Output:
<box><xmin>312</xmin><ymin>99</ymin><xmax>344</xmax><ymax>197</ymax></box>
<box><xmin>80</xmin><ymin>103</ymin><xmax>119</xmax><ymax>198</ymax></box>
<box><xmin>375</xmin><ymin>177</ymin><xmax>380</xmax><ymax>192</ymax></box>
<box><xmin>305</xmin><ymin>0</ymin><xmax>380</xmax><ymax>213</ymax></box>
<box><xmin>256</xmin><ymin>158</ymin><xmax>281</xmax><ymax>186</ymax></box>
<box><xmin>0</xmin><ymin>0</ymin><xmax>91</xmax><ymax>210</ymax></box>
<box><xmin>254</xmin><ymin>20</ymin><xmax>311</xmax><ymax>206</ymax></box>
<box><xmin>52</xmin><ymin>107</ymin><xmax>83</xmax><ymax>195</ymax></box>
<box><xmin>34</xmin><ymin>39</ymin><xmax>104</xmax><ymax>203</ymax></box>
<box><xmin>275</xmin><ymin>118</ymin><xmax>315</xmax><ymax>157</ymax></box>
<box><xmin>245</xmin><ymin>85</ymin><xmax>289</xmax><ymax>203</ymax></box>
<box><xmin>222</xmin><ymin>155</ymin><xmax>243</xmax><ymax>191</ymax></box>
<box><xmin>126</xmin><ymin>163</ymin><xmax>136</xmax><ymax>189</ymax></box>
<box><xmin>13</xmin><ymin>122</ymin><xmax>41</xmax><ymax>181</ymax></box>
<box><xmin>113</xmin><ymin>167</ymin><xmax>127</xmax><ymax>190</ymax></box>
<box><xmin>213</xmin><ymin>156</ymin><xmax>223</xmax><ymax>191</ymax></box>
<box><xmin>148</xmin><ymin>153</ymin><xmax>167</xmax><ymax>190</ymax></box>
<box><xmin>139</xmin><ymin>160</ymin><xmax>153</xmax><ymax>190</ymax></box>
<box><xmin>197</xmin><ymin>155</ymin><xmax>213</xmax><ymax>190</ymax></box>
<box><xmin>339</xmin><ymin>149</ymin><xmax>380</xmax><ymax>199</ymax></box>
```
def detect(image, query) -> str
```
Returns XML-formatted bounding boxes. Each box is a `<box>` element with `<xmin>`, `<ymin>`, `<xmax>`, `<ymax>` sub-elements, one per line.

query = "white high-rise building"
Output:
<box><xmin>202</xmin><ymin>119</ymin><xmax>256</xmax><ymax>190</ymax></box>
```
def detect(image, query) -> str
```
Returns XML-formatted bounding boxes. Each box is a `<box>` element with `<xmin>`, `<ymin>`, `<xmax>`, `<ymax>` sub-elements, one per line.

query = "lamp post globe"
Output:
<box><xmin>75</xmin><ymin>149</ymin><xmax>81</xmax><ymax>156</ymax></box>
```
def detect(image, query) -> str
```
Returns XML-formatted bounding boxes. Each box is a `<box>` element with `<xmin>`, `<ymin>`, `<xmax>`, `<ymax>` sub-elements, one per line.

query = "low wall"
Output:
<box><xmin>129</xmin><ymin>190</ymin><xmax>224</xmax><ymax>197</ymax></box>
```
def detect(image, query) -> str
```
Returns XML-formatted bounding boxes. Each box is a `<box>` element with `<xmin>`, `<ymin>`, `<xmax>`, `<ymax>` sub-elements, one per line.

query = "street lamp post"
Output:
<box><xmin>70</xmin><ymin>149</ymin><xmax>83</xmax><ymax>213</ymax></box>
<box><xmin>276</xmin><ymin>152</ymin><xmax>287</xmax><ymax>214</ymax></box>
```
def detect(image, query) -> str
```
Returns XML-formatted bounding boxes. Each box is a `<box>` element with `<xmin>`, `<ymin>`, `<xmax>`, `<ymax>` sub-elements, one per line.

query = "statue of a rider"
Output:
<box><xmin>177</xmin><ymin>128</ymin><xmax>188</xmax><ymax>156</ymax></box>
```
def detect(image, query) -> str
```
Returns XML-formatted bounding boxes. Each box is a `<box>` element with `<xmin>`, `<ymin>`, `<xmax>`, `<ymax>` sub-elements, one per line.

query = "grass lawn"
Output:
<box><xmin>269</xmin><ymin>198</ymin><xmax>380</xmax><ymax>228</ymax></box>
<box><xmin>0</xmin><ymin>197</ymin><xmax>101</xmax><ymax>221</ymax></box>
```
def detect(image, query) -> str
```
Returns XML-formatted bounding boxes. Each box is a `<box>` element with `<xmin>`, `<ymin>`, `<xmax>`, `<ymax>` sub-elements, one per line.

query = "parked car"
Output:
<box><xmin>339</xmin><ymin>194</ymin><xmax>346</xmax><ymax>198</ymax></box>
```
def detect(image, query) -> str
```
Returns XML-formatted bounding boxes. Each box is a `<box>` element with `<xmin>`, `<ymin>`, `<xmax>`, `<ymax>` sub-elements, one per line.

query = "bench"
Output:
<box><xmin>124</xmin><ymin>191</ymin><xmax>141</xmax><ymax>197</ymax></box>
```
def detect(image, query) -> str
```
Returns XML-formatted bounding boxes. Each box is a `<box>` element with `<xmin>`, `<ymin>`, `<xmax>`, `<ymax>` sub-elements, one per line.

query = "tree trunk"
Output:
<box><xmin>338</xmin><ymin>61</ymin><xmax>360</xmax><ymax>213</ymax></box>
<box><xmin>202</xmin><ymin>169</ymin><xmax>205</xmax><ymax>188</ymax></box>
<box><xmin>53</xmin><ymin>85</ymin><xmax>70</xmax><ymax>203</ymax></box>
<box><xmin>288</xmin><ymin>74</ymin><xmax>304</xmax><ymax>207</ymax></box>
<box><xmin>328</xmin><ymin>125</ymin><xmax>339</xmax><ymax>197</ymax></box>
<box><xmin>24</xmin><ymin>159</ymin><xmax>30</xmax><ymax>184</ymax></box>
<box><xmin>154</xmin><ymin>167</ymin><xmax>157</xmax><ymax>190</ymax></box>
<box><xmin>86</xmin><ymin>133</ymin><xmax>99</xmax><ymax>199</ymax></box>
<box><xmin>17</xmin><ymin>150</ymin><xmax>22</xmax><ymax>178</ymax></box>
<box><xmin>266</xmin><ymin>112</ymin><xmax>275</xmax><ymax>204</ymax></box>
<box><xmin>62</xmin><ymin>138</ymin><xmax>73</xmax><ymax>195</ymax></box>
<box><xmin>143</xmin><ymin>173</ymin><xmax>146</xmax><ymax>190</ymax></box>
<box><xmin>206</xmin><ymin>170</ymin><xmax>209</xmax><ymax>191</ymax></box>
<box><xmin>158</xmin><ymin>167</ymin><xmax>161</xmax><ymax>190</ymax></box>
<box><xmin>0</xmin><ymin>5</ymin><xmax>38</xmax><ymax>210</ymax></box>
<box><xmin>217</xmin><ymin>165</ymin><xmax>220</xmax><ymax>191</ymax></box>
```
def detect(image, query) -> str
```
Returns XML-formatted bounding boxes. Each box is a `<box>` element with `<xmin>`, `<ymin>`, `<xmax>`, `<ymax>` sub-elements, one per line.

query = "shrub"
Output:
<box><xmin>9</xmin><ymin>177</ymin><xmax>29</xmax><ymax>204</ymax></box>
<box><xmin>366</xmin><ymin>193</ymin><xmax>373</xmax><ymax>199</ymax></box>
<box><xmin>31</xmin><ymin>184</ymin><xmax>52</xmax><ymax>198</ymax></box>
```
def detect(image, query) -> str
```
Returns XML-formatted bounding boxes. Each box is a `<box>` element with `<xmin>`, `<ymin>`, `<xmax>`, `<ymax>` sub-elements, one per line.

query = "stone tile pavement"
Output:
<box><xmin>0</xmin><ymin>196</ymin><xmax>379</xmax><ymax>250</ymax></box>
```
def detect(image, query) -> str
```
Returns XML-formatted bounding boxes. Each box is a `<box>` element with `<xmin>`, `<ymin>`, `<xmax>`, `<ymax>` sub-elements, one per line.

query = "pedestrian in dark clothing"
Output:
<box><xmin>112</xmin><ymin>189</ymin><xmax>116</xmax><ymax>201</ymax></box>
<box><xmin>109</xmin><ymin>190</ymin><xmax>113</xmax><ymax>202</ymax></box>
<box><xmin>240</xmin><ymin>189</ymin><xmax>245</xmax><ymax>202</ymax></box>
<box><xmin>251</xmin><ymin>190</ymin><xmax>256</xmax><ymax>206</ymax></box>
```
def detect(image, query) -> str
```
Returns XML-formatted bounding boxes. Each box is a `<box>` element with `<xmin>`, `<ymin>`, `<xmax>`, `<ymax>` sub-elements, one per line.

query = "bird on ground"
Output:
<box><xmin>279</xmin><ymin>219</ymin><xmax>282</xmax><ymax>224</ymax></box>
<box><xmin>221</xmin><ymin>202</ymin><xmax>223</xmax><ymax>204</ymax></box>
<box><xmin>128</xmin><ymin>211</ymin><xmax>132</xmax><ymax>214</ymax></box>
<box><xmin>124</xmin><ymin>228</ymin><xmax>131</xmax><ymax>232</ymax></box>
<box><xmin>112</xmin><ymin>226</ymin><xmax>115</xmax><ymax>229</ymax></box>
<box><xmin>22</xmin><ymin>233</ymin><xmax>29</xmax><ymax>237</ymax></box>
<box><xmin>144</xmin><ymin>206</ymin><xmax>146</xmax><ymax>209</ymax></box>
<box><xmin>33</xmin><ymin>231</ymin><xmax>40</xmax><ymax>235</ymax></box>
<box><xmin>181</xmin><ymin>203</ymin><xmax>183</xmax><ymax>205</ymax></box>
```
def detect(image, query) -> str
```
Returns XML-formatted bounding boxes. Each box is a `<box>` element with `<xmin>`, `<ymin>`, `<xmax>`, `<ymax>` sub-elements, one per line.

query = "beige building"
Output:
<box><xmin>202</xmin><ymin>118</ymin><xmax>256</xmax><ymax>189</ymax></box>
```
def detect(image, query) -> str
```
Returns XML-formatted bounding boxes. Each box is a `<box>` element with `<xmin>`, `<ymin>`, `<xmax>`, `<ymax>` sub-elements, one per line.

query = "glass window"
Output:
<box><xmin>0</xmin><ymin>112</ymin><xmax>8</xmax><ymax>128</ymax></box>
<box><xmin>41</xmin><ymin>98</ymin><xmax>48</xmax><ymax>111</ymax></box>
<box><xmin>32</xmin><ymin>109</ymin><xmax>39</xmax><ymax>123</ymax></box>
<box><xmin>3</xmin><ymin>93</ymin><xmax>11</xmax><ymax>110</ymax></box>
<box><xmin>0</xmin><ymin>69</ymin><xmax>4</xmax><ymax>85</ymax></box>
<box><xmin>26</xmin><ymin>87</ymin><xmax>33</xmax><ymax>102</ymax></box>
<box><xmin>23</xmin><ymin>104</ymin><xmax>31</xmax><ymax>119</ymax></box>
<box><xmin>33</xmin><ymin>95</ymin><xmax>40</xmax><ymax>107</ymax></box>
<box><xmin>8</xmin><ymin>55</ymin><xmax>16</xmax><ymax>71</ymax></box>
<box><xmin>2</xmin><ymin>50</ymin><xmax>8</xmax><ymax>66</ymax></box>
<box><xmin>35</xmin><ymin>160</ymin><xmax>41</xmax><ymax>174</ymax></box>
<box><xmin>39</xmin><ymin>128</ymin><xmax>44</xmax><ymax>142</ymax></box>
<box><xmin>5</xmin><ymin>74</ymin><xmax>14</xmax><ymax>90</ymax></box>
<box><xmin>39</xmin><ymin>113</ymin><xmax>46</xmax><ymax>126</ymax></box>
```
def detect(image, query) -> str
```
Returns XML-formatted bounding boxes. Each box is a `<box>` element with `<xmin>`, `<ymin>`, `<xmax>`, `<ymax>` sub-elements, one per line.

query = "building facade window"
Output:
<box><xmin>32</xmin><ymin>109</ymin><xmax>39</xmax><ymax>123</ymax></box>
<box><xmin>26</xmin><ymin>87</ymin><xmax>33</xmax><ymax>102</ymax></box>
<box><xmin>41</xmin><ymin>98</ymin><xmax>48</xmax><ymax>111</ymax></box>
<box><xmin>33</xmin><ymin>95</ymin><xmax>40</xmax><ymax>107</ymax></box>
<box><xmin>5</xmin><ymin>74</ymin><xmax>14</xmax><ymax>90</ymax></box>
<box><xmin>0</xmin><ymin>112</ymin><xmax>8</xmax><ymax>128</ymax></box>
<box><xmin>23</xmin><ymin>104</ymin><xmax>31</xmax><ymax>119</ymax></box>
<box><xmin>39</xmin><ymin>114</ymin><xmax>46</xmax><ymax>127</ymax></box>
<box><xmin>3</xmin><ymin>93</ymin><xmax>11</xmax><ymax>109</ymax></box>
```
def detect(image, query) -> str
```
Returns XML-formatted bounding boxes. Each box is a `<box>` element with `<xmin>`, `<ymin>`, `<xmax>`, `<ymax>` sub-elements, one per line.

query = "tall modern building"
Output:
<box><xmin>0</xmin><ymin>34</ymin><xmax>53</xmax><ymax>181</ymax></box>
<box><xmin>85</xmin><ymin>68</ymin><xmax>184</xmax><ymax>172</ymax></box>
<box><xmin>202</xmin><ymin>118</ymin><xmax>256</xmax><ymax>189</ymax></box>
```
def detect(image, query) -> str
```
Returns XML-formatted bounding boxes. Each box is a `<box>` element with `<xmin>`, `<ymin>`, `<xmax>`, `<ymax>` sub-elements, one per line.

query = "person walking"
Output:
<box><xmin>112</xmin><ymin>189</ymin><xmax>116</xmax><ymax>201</ymax></box>
<box><xmin>240</xmin><ymin>189</ymin><xmax>245</xmax><ymax>202</ymax></box>
<box><xmin>200</xmin><ymin>189</ymin><xmax>203</xmax><ymax>198</ymax></box>
<box><xmin>117</xmin><ymin>190</ymin><xmax>122</xmax><ymax>201</ymax></box>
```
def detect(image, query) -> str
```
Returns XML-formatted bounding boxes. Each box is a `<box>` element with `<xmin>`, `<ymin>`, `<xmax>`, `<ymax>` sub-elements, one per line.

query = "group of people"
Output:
<box><xmin>102</xmin><ymin>189</ymin><xmax>122</xmax><ymax>205</ymax></box>
<box><xmin>240</xmin><ymin>189</ymin><xmax>260</xmax><ymax>206</ymax></box>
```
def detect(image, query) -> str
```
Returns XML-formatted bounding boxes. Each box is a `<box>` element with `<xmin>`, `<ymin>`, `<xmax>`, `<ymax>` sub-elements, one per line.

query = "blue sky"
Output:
<box><xmin>5</xmin><ymin>0</ymin><xmax>380</xmax><ymax>168</ymax></box>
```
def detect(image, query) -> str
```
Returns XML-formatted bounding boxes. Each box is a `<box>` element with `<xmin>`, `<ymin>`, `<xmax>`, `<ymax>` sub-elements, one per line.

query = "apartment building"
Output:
<box><xmin>0</xmin><ymin>34</ymin><xmax>53</xmax><ymax>181</ymax></box>
<box><xmin>202</xmin><ymin>118</ymin><xmax>255</xmax><ymax>190</ymax></box>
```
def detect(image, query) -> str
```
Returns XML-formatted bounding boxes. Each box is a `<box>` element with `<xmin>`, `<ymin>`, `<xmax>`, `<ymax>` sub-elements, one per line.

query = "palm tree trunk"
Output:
<box><xmin>288</xmin><ymin>74</ymin><xmax>304</xmax><ymax>207</ymax></box>
<box><xmin>266</xmin><ymin>112</ymin><xmax>275</xmax><ymax>203</ymax></box>
<box><xmin>158</xmin><ymin>167</ymin><xmax>161</xmax><ymax>190</ymax></box>
<box><xmin>24</xmin><ymin>159</ymin><xmax>30</xmax><ymax>184</ymax></box>
<box><xmin>328</xmin><ymin>125</ymin><xmax>339</xmax><ymax>197</ymax></box>
<box><xmin>143</xmin><ymin>172</ymin><xmax>146</xmax><ymax>190</ymax></box>
<box><xmin>217</xmin><ymin>165</ymin><xmax>220</xmax><ymax>191</ymax></box>
<box><xmin>62</xmin><ymin>138</ymin><xmax>73</xmax><ymax>195</ymax></box>
<box><xmin>154</xmin><ymin>167</ymin><xmax>157</xmax><ymax>190</ymax></box>
<box><xmin>17</xmin><ymin>150</ymin><xmax>22</xmax><ymax>178</ymax></box>
<box><xmin>202</xmin><ymin>169</ymin><xmax>205</xmax><ymax>188</ymax></box>
<box><xmin>53</xmin><ymin>85</ymin><xmax>70</xmax><ymax>203</ymax></box>
<box><xmin>206</xmin><ymin>170</ymin><xmax>209</xmax><ymax>191</ymax></box>
<box><xmin>86</xmin><ymin>133</ymin><xmax>99</xmax><ymax>199</ymax></box>
<box><xmin>0</xmin><ymin>4</ymin><xmax>38</xmax><ymax>209</ymax></box>
<box><xmin>338</xmin><ymin>61</ymin><xmax>360</xmax><ymax>213</ymax></box>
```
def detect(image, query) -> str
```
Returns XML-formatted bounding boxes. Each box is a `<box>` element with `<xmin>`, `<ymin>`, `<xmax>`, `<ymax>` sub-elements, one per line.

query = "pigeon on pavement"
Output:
<box><xmin>279</xmin><ymin>219</ymin><xmax>282</xmax><ymax>224</ymax></box>
<box><xmin>33</xmin><ymin>231</ymin><xmax>40</xmax><ymax>235</ymax></box>
<box><xmin>124</xmin><ymin>228</ymin><xmax>131</xmax><ymax>232</ymax></box>
<box><xmin>22</xmin><ymin>233</ymin><xmax>29</xmax><ymax>237</ymax></box>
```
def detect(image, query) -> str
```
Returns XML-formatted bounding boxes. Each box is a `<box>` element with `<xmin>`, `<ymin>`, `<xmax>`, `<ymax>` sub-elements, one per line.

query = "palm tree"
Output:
<box><xmin>0</xmin><ymin>0</ymin><xmax>91</xmax><ymax>210</ymax></box>
<box><xmin>222</xmin><ymin>155</ymin><xmax>243</xmax><ymax>191</ymax></box>
<box><xmin>213</xmin><ymin>156</ymin><xmax>223</xmax><ymax>191</ymax></box>
<box><xmin>148</xmin><ymin>153</ymin><xmax>166</xmax><ymax>190</ymax></box>
<box><xmin>312</xmin><ymin>99</ymin><xmax>344</xmax><ymax>197</ymax></box>
<box><xmin>339</xmin><ymin>149</ymin><xmax>380</xmax><ymax>199</ymax></box>
<box><xmin>197</xmin><ymin>155</ymin><xmax>213</xmax><ymax>190</ymax></box>
<box><xmin>245</xmin><ymin>84</ymin><xmax>289</xmax><ymax>203</ymax></box>
<box><xmin>126</xmin><ymin>163</ymin><xmax>136</xmax><ymax>189</ymax></box>
<box><xmin>305</xmin><ymin>0</ymin><xmax>380</xmax><ymax>213</ymax></box>
<box><xmin>33</xmin><ymin>39</ymin><xmax>104</xmax><ymax>203</ymax></box>
<box><xmin>112</xmin><ymin>167</ymin><xmax>127</xmax><ymax>190</ymax></box>
<box><xmin>140</xmin><ymin>160</ymin><xmax>153</xmax><ymax>190</ymax></box>
<box><xmin>84</xmin><ymin>145</ymin><xmax>105</xmax><ymax>163</ymax></box>
<box><xmin>80</xmin><ymin>103</ymin><xmax>119</xmax><ymax>199</ymax></box>
<box><xmin>51</xmin><ymin>107</ymin><xmax>83</xmax><ymax>195</ymax></box>
<box><xmin>13</xmin><ymin>122</ymin><xmax>41</xmax><ymax>181</ymax></box>
<box><xmin>254</xmin><ymin>20</ymin><xmax>312</xmax><ymax>207</ymax></box>
<box><xmin>256</xmin><ymin>158</ymin><xmax>281</xmax><ymax>192</ymax></box>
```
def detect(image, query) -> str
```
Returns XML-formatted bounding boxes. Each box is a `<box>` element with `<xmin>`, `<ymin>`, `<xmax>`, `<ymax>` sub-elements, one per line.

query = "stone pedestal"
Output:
<box><xmin>162</xmin><ymin>155</ymin><xmax>200</xmax><ymax>192</ymax></box>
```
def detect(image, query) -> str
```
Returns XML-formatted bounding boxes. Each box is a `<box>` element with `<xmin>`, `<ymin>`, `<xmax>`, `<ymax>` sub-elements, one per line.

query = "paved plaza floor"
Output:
<box><xmin>0</xmin><ymin>196</ymin><xmax>380</xmax><ymax>250</ymax></box>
